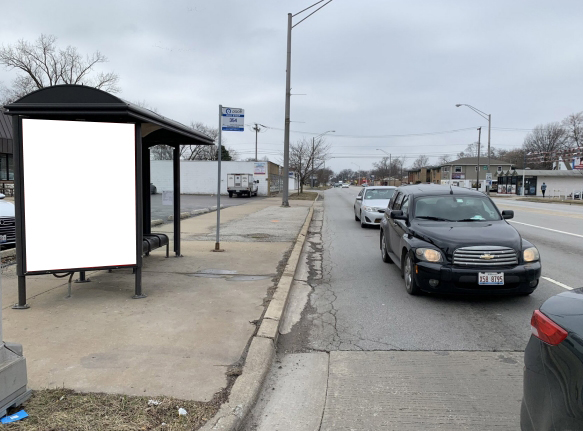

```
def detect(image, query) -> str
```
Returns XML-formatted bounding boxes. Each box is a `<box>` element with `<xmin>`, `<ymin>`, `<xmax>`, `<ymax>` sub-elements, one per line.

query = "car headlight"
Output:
<box><xmin>523</xmin><ymin>247</ymin><xmax>540</xmax><ymax>262</ymax></box>
<box><xmin>415</xmin><ymin>248</ymin><xmax>443</xmax><ymax>263</ymax></box>
<box><xmin>363</xmin><ymin>206</ymin><xmax>373</xmax><ymax>212</ymax></box>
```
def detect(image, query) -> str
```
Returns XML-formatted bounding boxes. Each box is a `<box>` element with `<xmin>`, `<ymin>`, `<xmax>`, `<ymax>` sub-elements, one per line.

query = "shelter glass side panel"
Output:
<box><xmin>21</xmin><ymin>119</ymin><xmax>137</xmax><ymax>272</ymax></box>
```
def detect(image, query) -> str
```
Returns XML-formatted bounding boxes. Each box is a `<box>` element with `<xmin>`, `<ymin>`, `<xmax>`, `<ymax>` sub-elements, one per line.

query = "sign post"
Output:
<box><xmin>215</xmin><ymin>106</ymin><xmax>244</xmax><ymax>252</ymax></box>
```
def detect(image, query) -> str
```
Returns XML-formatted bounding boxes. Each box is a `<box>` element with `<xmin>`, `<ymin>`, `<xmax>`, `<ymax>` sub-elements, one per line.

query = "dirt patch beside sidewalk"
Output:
<box><xmin>4</xmin><ymin>388</ymin><xmax>225</xmax><ymax>430</ymax></box>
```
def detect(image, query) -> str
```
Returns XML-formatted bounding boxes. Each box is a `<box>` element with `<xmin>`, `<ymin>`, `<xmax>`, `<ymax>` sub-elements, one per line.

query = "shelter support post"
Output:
<box><xmin>12</xmin><ymin>116</ymin><xmax>29</xmax><ymax>309</ymax></box>
<box><xmin>133</xmin><ymin>266</ymin><xmax>143</xmax><ymax>298</ymax></box>
<box><xmin>13</xmin><ymin>276</ymin><xmax>29</xmax><ymax>309</ymax></box>
<box><xmin>173</xmin><ymin>145</ymin><xmax>181</xmax><ymax>257</ymax></box>
<box><xmin>75</xmin><ymin>271</ymin><xmax>90</xmax><ymax>283</ymax></box>
<box><xmin>132</xmin><ymin>123</ymin><xmax>146</xmax><ymax>299</ymax></box>
<box><xmin>143</xmin><ymin>145</ymin><xmax>151</xmax><ymax>236</ymax></box>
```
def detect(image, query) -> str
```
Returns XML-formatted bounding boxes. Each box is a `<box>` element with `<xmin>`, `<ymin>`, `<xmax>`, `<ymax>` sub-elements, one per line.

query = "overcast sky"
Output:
<box><xmin>1</xmin><ymin>1</ymin><xmax>582</xmax><ymax>173</ymax></box>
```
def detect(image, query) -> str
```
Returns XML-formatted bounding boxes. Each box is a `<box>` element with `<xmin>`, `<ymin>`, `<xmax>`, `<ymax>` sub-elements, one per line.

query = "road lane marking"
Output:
<box><xmin>509</xmin><ymin>220</ymin><xmax>583</xmax><ymax>238</ymax></box>
<box><xmin>541</xmin><ymin>276</ymin><xmax>574</xmax><ymax>290</ymax></box>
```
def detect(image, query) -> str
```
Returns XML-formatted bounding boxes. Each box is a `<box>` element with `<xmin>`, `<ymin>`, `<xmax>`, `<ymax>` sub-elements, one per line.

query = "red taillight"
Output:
<box><xmin>531</xmin><ymin>310</ymin><xmax>568</xmax><ymax>346</ymax></box>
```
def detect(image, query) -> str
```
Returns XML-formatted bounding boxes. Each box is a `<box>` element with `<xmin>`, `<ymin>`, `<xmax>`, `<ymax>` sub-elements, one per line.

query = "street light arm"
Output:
<box><xmin>293</xmin><ymin>0</ymin><xmax>327</xmax><ymax>17</ymax></box>
<box><xmin>292</xmin><ymin>0</ymin><xmax>335</xmax><ymax>28</ymax></box>
<box><xmin>456</xmin><ymin>104</ymin><xmax>489</xmax><ymax>121</ymax></box>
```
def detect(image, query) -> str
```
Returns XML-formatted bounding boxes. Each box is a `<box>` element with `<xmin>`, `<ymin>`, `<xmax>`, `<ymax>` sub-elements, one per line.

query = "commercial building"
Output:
<box><xmin>150</xmin><ymin>160</ymin><xmax>295</xmax><ymax>196</ymax></box>
<box><xmin>498</xmin><ymin>169</ymin><xmax>583</xmax><ymax>197</ymax></box>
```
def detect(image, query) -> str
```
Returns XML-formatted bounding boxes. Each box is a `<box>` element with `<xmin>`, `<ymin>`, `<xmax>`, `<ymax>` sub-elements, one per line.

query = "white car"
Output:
<box><xmin>354</xmin><ymin>186</ymin><xmax>396</xmax><ymax>228</ymax></box>
<box><xmin>341</xmin><ymin>183</ymin><xmax>349</xmax><ymax>188</ymax></box>
<box><xmin>0</xmin><ymin>194</ymin><xmax>15</xmax><ymax>246</ymax></box>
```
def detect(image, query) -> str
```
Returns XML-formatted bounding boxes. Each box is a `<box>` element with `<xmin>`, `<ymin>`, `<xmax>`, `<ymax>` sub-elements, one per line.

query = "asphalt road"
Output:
<box><xmin>245</xmin><ymin>188</ymin><xmax>580</xmax><ymax>430</ymax></box>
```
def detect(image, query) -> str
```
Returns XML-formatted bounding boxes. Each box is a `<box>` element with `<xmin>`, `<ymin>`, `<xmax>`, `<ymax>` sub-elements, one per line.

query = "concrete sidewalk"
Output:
<box><xmin>1</xmin><ymin>197</ymin><xmax>312</xmax><ymax>403</ymax></box>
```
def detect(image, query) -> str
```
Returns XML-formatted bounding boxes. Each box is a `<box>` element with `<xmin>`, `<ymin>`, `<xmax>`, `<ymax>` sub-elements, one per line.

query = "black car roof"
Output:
<box><xmin>397</xmin><ymin>184</ymin><xmax>486</xmax><ymax>197</ymax></box>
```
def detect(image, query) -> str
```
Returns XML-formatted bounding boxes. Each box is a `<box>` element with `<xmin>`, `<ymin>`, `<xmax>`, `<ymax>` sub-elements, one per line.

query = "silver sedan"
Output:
<box><xmin>354</xmin><ymin>186</ymin><xmax>396</xmax><ymax>228</ymax></box>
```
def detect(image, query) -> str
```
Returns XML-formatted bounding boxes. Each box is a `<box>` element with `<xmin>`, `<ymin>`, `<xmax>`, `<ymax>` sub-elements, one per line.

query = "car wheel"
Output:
<box><xmin>403</xmin><ymin>253</ymin><xmax>421</xmax><ymax>295</ymax></box>
<box><xmin>381</xmin><ymin>232</ymin><xmax>393</xmax><ymax>263</ymax></box>
<box><xmin>354</xmin><ymin>207</ymin><xmax>359</xmax><ymax>221</ymax></box>
<box><xmin>360</xmin><ymin>212</ymin><xmax>366</xmax><ymax>228</ymax></box>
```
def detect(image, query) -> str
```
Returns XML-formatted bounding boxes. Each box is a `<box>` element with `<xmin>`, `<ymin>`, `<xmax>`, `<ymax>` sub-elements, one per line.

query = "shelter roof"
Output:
<box><xmin>3</xmin><ymin>85</ymin><xmax>214</xmax><ymax>146</ymax></box>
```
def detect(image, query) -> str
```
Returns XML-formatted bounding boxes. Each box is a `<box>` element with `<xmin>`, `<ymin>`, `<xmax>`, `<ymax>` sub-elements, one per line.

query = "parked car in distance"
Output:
<box><xmin>521</xmin><ymin>289</ymin><xmax>583</xmax><ymax>430</ymax></box>
<box><xmin>150</xmin><ymin>182</ymin><xmax>157</xmax><ymax>194</ymax></box>
<box><xmin>342</xmin><ymin>183</ymin><xmax>350</xmax><ymax>188</ymax></box>
<box><xmin>354</xmin><ymin>186</ymin><xmax>396</xmax><ymax>228</ymax></box>
<box><xmin>379</xmin><ymin>185</ymin><xmax>541</xmax><ymax>295</ymax></box>
<box><xmin>333</xmin><ymin>182</ymin><xmax>341</xmax><ymax>188</ymax></box>
<box><xmin>0</xmin><ymin>193</ymin><xmax>15</xmax><ymax>247</ymax></box>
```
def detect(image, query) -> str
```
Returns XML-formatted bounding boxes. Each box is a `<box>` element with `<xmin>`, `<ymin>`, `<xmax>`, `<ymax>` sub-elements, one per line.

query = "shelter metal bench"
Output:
<box><xmin>142</xmin><ymin>233</ymin><xmax>169</xmax><ymax>257</ymax></box>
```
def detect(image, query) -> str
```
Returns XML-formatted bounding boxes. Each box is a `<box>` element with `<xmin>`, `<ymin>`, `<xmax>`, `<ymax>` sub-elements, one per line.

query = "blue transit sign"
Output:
<box><xmin>221</xmin><ymin>107</ymin><xmax>244</xmax><ymax>131</ymax></box>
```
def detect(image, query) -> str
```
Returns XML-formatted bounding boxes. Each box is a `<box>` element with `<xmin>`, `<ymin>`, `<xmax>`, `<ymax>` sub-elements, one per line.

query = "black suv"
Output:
<box><xmin>379</xmin><ymin>185</ymin><xmax>541</xmax><ymax>295</ymax></box>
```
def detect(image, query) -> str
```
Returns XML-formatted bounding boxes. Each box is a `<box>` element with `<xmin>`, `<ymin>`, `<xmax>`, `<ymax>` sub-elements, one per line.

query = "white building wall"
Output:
<box><xmin>150</xmin><ymin>160</ymin><xmax>272</xmax><ymax>196</ymax></box>
<box><xmin>537</xmin><ymin>176</ymin><xmax>583</xmax><ymax>197</ymax></box>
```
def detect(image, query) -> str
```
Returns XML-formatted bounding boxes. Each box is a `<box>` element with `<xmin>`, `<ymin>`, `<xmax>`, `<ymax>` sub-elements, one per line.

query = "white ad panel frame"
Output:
<box><xmin>21</xmin><ymin>119</ymin><xmax>137</xmax><ymax>273</ymax></box>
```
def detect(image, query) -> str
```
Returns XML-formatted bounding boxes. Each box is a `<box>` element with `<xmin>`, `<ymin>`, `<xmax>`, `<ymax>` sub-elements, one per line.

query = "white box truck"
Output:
<box><xmin>227</xmin><ymin>173</ymin><xmax>259</xmax><ymax>198</ymax></box>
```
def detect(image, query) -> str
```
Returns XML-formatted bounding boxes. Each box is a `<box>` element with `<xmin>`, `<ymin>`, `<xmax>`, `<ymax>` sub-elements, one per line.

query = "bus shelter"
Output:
<box><xmin>3</xmin><ymin>85</ymin><xmax>213</xmax><ymax>308</ymax></box>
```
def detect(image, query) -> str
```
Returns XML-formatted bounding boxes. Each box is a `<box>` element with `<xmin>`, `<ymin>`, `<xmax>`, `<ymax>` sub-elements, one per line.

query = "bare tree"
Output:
<box><xmin>562</xmin><ymin>112</ymin><xmax>583</xmax><ymax>148</ymax></box>
<box><xmin>0</xmin><ymin>34</ymin><xmax>120</xmax><ymax>104</ymax></box>
<box><xmin>438</xmin><ymin>154</ymin><xmax>452</xmax><ymax>165</ymax></box>
<box><xmin>411</xmin><ymin>154</ymin><xmax>429</xmax><ymax>169</ymax></box>
<box><xmin>289</xmin><ymin>137</ymin><xmax>331</xmax><ymax>193</ymax></box>
<box><xmin>523</xmin><ymin>123</ymin><xmax>567</xmax><ymax>169</ymax></box>
<box><xmin>316</xmin><ymin>167</ymin><xmax>334</xmax><ymax>185</ymax></box>
<box><xmin>372</xmin><ymin>156</ymin><xmax>403</xmax><ymax>182</ymax></box>
<box><xmin>336</xmin><ymin>169</ymin><xmax>354</xmax><ymax>182</ymax></box>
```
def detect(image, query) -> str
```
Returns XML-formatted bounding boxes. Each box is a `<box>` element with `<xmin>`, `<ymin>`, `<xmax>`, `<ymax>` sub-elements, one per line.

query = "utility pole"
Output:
<box><xmin>312</xmin><ymin>137</ymin><xmax>315</xmax><ymax>188</ymax></box>
<box><xmin>282</xmin><ymin>12</ymin><xmax>292</xmax><ymax>206</ymax></box>
<box><xmin>389</xmin><ymin>153</ymin><xmax>392</xmax><ymax>186</ymax></box>
<box><xmin>456</xmin><ymin>104</ymin><xmax>491</xmax><ymax>193</ymax></box>
<box><xmin>476</xmin><ymin>127</ymin><xmax>482</xmax><ymax>191</ymax></box>
<box><xmin>252</xmin><ymin>123</ymin><xmax>262</xmax><ymax>162</ymax></box>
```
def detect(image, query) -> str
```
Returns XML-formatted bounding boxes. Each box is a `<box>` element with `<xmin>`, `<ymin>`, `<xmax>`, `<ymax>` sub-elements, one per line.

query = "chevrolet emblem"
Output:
<box><xmin>480</xmin><ymin>254</ymin><xmax>495</xmax><ymax>260</ymax></box>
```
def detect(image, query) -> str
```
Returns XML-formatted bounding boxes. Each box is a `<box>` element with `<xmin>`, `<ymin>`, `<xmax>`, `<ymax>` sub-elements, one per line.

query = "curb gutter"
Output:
<box><xmin>200</xmin><ymin>203</ymin><xmax>315</xmax><ymax>431</ymax></box>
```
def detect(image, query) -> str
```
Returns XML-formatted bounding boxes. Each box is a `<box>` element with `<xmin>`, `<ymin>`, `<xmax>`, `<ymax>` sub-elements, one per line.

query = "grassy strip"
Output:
<box><xmin>3</xmin><ymin>388</ymin><xmax>223</xmax><ymax>431</ymax></box>
<box><xmin>288</xmin><ymin>191</ymin><xmax>319</xmax><ymax>201</ymax></box>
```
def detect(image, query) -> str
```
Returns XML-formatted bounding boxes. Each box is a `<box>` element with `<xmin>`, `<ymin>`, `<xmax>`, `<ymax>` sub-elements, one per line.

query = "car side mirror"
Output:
<box><xmin>356</xmin><ymin>196</ymin><xmax>362</xmax><ymax>201</ymax></box>
<box><xmin>390</xmin><ymin>210</ymin><xmax>407</xmax><ymax>220</ymax></box>
<box><xmin>502</xmin><ymin>210</ymin><xmax>514</xmax><ymax>220</ymax></box>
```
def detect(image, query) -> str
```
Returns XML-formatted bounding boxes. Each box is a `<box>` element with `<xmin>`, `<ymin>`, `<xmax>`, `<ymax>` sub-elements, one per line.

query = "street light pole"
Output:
<box><xmin>376</xmin><ymin>149</ymin><xmax>392</xmax><ymax>185</ymax></box>
<box><xmin>476</xmin><ymin>127</ymin><xmax>482</xmax><ymax>191</ymax></box>
<box><xmin>282</xmin><ymin>0</ymin><xmax>335</xmax><ymax>207</ymax></box>
<box><xmin>456</xmin><ymin>104</ymin><xmax>491</xmax><ymax>192</ymax></box>
<box><xmin>351</xmin><ymin>162</ymin><xmax>360</xmax><ymax>185</ymax></box>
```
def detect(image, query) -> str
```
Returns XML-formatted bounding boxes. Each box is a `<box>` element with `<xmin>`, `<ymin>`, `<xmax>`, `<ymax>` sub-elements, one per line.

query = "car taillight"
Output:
<box><xmin>531</xmin><ymin>310</ymin><xmax>568</xmax><ymax>346</ymax></box>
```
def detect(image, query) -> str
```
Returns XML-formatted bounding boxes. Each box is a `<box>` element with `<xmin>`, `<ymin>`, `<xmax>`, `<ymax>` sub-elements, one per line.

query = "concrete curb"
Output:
<box><xmin>165</xmin><ymin>204</ymin><xmax>224</xmax><ymax>221</ymax></box>
<box><xmin>200</xmin><ymin>204</ymin><xmax>315</xmax><ymax>431</ymax></box>
<box><xmin>1</xmin><ymin>248</ymin><xmax>16</xmax><ymax>258</ymax></box>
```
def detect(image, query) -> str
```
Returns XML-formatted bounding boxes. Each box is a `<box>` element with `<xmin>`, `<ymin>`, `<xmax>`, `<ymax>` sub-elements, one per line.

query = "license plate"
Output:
<box><xmin>478</xmin><ymin>272</ymin><xmax>504</xmax><ymax>285</ymax></box>
<box><xmin>0</xmin><ymin>235</ymin><xmax>6</xmax><ymax>243</ymax></box>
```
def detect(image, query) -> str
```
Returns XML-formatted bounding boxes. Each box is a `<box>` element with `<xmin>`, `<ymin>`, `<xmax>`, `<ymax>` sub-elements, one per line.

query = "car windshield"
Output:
<box><xmin>364</xmin><ymin>189</ymin><xmax>395</xmax><ymax>200</ymax></box>
<box><xmin>414</xmin><ymin>195</ymin><xmax>501</xmax><ymax>222</ymax></box>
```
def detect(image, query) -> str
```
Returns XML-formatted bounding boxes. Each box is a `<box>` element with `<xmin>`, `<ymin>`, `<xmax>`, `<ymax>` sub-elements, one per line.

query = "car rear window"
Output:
<box><xmin>414</xmin><ymin>195</ymin><xmax>501</xmax><ymax>221</ymax></box>
<box><xmin>364</xmin><ymin>189</ymin><xmax>395</xmax><ymax>200</ymax></box>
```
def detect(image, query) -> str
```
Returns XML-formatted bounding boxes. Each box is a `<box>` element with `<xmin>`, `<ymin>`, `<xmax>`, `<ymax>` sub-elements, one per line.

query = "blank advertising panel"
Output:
<box><xmin>22</xmin><ymin>119</ymin><xmax>137</xmax><ymax>272</ymax></box>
